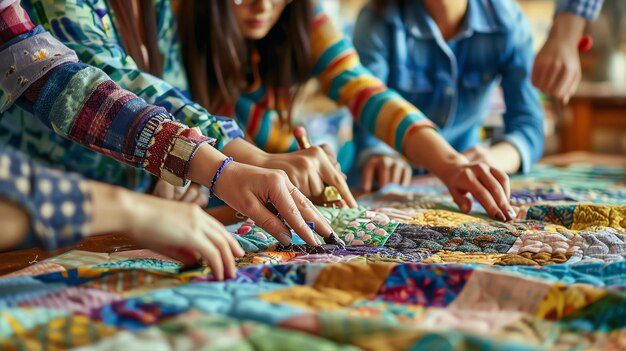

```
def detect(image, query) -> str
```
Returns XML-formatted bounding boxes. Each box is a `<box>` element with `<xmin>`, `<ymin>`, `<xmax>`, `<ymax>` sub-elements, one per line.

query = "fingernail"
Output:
<box><xmin>276</xmin><ymin>231</ymin><xmax>292</xmax><ymax>246</ymax></box>
<box><xmin>507</xmin><ymin>207</ymin><xmax>517</xmax><ymax>220</ymax></box>
<box><xmin>315</xmin><ymin>236</ymin><xmax>322</xmax><ymax>246</ymax></box>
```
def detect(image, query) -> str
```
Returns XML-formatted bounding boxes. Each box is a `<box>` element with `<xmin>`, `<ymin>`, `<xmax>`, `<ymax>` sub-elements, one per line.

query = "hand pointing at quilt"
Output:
<box><xmin>403</xmin><ymin>128</ymin><xmax>514</xmax><ymax>221</ymax></box>
<box><xmin>212</xmin><ymin>162</ymin><xmax>334</xmax><ymax>246</ymax></box>
<box><xmin>87</xmin><ymin>182</ymin><xmax>244</xmax><ymax>281</ymax></box>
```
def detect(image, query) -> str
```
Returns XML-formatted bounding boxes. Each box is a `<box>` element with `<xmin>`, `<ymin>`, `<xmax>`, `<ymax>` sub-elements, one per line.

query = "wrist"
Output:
<box><xmin>222</xmin><ymin>138</ymin><xmax>270</xmax><ymax>167</ymax></box>
<box><xmin>549</xmin><ymin>13</ymin><xmax>586</xmax><ymax>45</ymax></box>
<box><xmin>188</xmin><ymin>144</ymin><xmax>228</xmax><ymax>188</ymax></box>
<box><xmin>212</xmin><ymin>160</ymin><xmax>243</xmax><ymax>200</ymax></box>
<box><xmin>87</xmin><ymin>182</ymin><xmax>134</xmax><ymax>236</ymax></box>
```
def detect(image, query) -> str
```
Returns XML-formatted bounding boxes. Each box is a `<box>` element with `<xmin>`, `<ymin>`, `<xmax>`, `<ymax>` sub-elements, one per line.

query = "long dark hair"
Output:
<box><xmin>180</xmin><ymin>0</ymin><xmax>314</xmax><ymax>125</ymax></box>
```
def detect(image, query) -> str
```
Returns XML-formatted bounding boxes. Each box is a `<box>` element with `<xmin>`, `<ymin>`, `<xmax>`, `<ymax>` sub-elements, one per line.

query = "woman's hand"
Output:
<box><xmin>89</xmin><ymin>183</ymin><xmax>244</xmax><ymax>281</ymax></box>
<box><xmin>403</xmin><ymin>128</ymin><xmax>515</xmax><ymax>221</ymax></box>
<box><xmin>257</xmin><ymin>146</ymin><xmax>358</xmax><ymax>208</ymax></box>
<box><xmin>221</xmin><ymin>139</ymin><xmax>357</xmax><ymax>208</ymax></box>
<box><xmin>152</xmin><ymin>180</ymin><xmax>209</xmax><ymax>207</ymax></box>
<box><xmin>440</xmin><ymin>160</ymin><xmax>515</xmax><ymax>222</ymax></box>
<box><xmin>361</xmin><ymin>155</ymin><xmax>412</xmax><ymax>193</ymax></box>
<box><xmin>212</xmin><ymin>161</ymin><xmax>336</xmax><ymax>246</ymax></box>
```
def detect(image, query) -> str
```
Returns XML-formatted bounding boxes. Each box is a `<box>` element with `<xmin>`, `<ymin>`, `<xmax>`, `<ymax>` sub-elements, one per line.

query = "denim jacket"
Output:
<box><xmin>353</xmin><ymin>0</ymin><xmax>545</xmax><ymax>173</ymax></box>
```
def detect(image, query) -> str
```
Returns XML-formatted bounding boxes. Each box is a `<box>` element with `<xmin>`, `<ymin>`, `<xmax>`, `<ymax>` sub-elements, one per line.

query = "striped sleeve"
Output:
<box><xmin>310</xmin><ymin>3</ymin><xmax>435</xmax><ymax>153</ymax></box>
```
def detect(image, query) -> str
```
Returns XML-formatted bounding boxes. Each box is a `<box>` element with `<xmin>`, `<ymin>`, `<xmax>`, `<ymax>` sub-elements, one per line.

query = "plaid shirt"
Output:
<box><xmin>556</xmin><ymin>0</ymin><xmax>605</xmax><ymax>21</ymax></box>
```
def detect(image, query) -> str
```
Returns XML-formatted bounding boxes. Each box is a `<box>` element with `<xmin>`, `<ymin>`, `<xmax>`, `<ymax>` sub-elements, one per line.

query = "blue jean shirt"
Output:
<box><xmin>353</xmin><ymin>0</ymin><xmax>544</xmax><ymax>173</ymax></box>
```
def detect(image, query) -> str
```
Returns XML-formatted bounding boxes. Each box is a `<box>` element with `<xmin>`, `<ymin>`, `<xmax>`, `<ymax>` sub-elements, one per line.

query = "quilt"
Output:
<box><xmin>0</xmin><ymin>164</ymin><xmax>625</xmax><ymax>350</ymax></box>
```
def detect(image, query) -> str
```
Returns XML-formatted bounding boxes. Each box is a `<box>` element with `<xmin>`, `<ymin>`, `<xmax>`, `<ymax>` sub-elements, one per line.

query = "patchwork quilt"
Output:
<box><xmin>1</xmin><ymin>164</ymin><xmax>625</xmax><ymax>350</ymax></box>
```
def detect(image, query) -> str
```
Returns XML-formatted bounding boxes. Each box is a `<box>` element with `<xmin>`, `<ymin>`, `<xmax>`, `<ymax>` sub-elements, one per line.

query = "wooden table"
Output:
<box><xmin>562</xmin><ymin>81</ymin><xmax>626</xmax><ymax>152</ymax></box>
<box><xmin>0</xmin><ymin>152</ymin><xmax>623</xmax><ymax>276</ymax></box>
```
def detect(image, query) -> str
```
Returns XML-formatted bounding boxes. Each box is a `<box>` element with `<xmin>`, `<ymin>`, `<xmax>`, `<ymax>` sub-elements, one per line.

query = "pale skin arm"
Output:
<box><xmin>0</xmin><ymin>182</ymin><xmax>244</xmax><ymax>280</ymax></box>
<box><xmin>532</xmin><ymin>13</ymin><xmax>587</xmax><ymax>103</ymax></box>
<box><xmin>187</xmin><ymin>143</ymin><xmax>336</xmax><ymax>246</ymax></box>
<box><xmin>221</xmin><ymin>138</ymin><xmax>358</xmax><ymax>208</ymax></box>
<box><xmin>463</xmin><ymin>142</ymin><xmax>522</xmax><ymax>175</ymax></box>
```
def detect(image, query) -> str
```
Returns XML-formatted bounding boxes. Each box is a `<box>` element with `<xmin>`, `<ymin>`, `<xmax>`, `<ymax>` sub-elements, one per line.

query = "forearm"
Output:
<box><xmin>403</xmin><ymin>127</ymin><xmax>468</xmax><ymax>181</ymax></box>
<box><xmin>548</xmin><ymin>12</ymin><xmax>586</xmax><ymax>46</ymax></box>
<box><xmin>486</xmin><ymin>142</ymin><xmax>522</xmax><ymax>175</ymax></box>
<box><xmin>221</xmin><ymin>138</ymin><xmax>270</xmax><ymax>166</ymax></box>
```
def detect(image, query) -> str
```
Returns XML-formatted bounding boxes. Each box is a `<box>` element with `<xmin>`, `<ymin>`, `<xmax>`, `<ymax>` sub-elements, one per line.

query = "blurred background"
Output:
<box><xmin>307</xmin><ymin>0</ymin><xmax>626</xmax><ymax>157</ymax></box>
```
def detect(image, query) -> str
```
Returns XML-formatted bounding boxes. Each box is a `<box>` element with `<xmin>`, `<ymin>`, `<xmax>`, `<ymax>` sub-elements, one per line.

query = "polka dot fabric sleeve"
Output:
<box><xmin>0</xmin><ymin>148</ymin><xmax>91</xmax><ymax>250</ymax></box>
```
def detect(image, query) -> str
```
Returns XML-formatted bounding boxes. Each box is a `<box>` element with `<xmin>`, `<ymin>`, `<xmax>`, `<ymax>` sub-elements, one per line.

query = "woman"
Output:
<box><xmin>1</xmin><ymin>0</ymin><xmax>356</xmax><ymax>209</ymax></box>
<box><xmin>180</xmin><ymin>0</ymin><xmax>516</xmax><ymax>221</ymax></box>
<box><xmin>0</xmin><ymin>0</ymin><xmax>336</xmax><ymax>249</ymax></box>
<box><xmin>353</xmin><ymin>0</ymin><xmax>545</xmax><ymax>175</ymax></box>
<box><xmin>0</xmin><ymin>147</ymin><xmax>243</xmax><ymax>280</ymax></box>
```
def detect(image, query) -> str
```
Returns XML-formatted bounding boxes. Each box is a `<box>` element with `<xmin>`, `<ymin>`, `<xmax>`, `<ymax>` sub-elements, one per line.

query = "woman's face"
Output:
<box><xmin>230</xmin><ymin>0</ymin><xmax>290</xmax><ymax>40</ymax></box>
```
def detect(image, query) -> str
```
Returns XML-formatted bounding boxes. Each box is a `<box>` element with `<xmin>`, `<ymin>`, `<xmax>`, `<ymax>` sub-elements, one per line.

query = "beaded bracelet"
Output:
<box><xmin>208</xmin><ymin>157</ymin><xmax>233</xmax><ymax>198</ymax></box>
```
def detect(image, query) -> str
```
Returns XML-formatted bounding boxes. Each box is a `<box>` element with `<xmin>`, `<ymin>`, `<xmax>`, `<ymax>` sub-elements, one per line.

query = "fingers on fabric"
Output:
<box><xmin>361</xmin><ymin>158</ymin><xmax>376</xmax><ymax>193</ymax></box>
<box><xmin>450</xmin><ymin>189</ymin><xmax>473</xmax><ymax>214</ymax></box>
<box><xmin>472</xmin><ymin>164</ymin><xmax>512</xmax><ymax>221</ymax></box>
<box><xmin>269</xmin><ymin>177</ymin><xmax>320</xmax><ymax>246</ymax></box>
<box><xmin>291</xmin><ymin>188</ymin><xmax>332</xmax><ymax>238</ymax></box>
<box><xmin>248</xmin><ymin>200</ymin><xmax>293</xmax><ymax>246</ymax></box>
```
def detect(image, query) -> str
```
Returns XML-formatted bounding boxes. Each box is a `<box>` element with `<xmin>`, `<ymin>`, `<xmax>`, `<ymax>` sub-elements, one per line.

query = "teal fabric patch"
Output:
<box><xmin>93</xmin><ymin>259</ymin><xmax>181</xmax><ymax>273</ymax></box>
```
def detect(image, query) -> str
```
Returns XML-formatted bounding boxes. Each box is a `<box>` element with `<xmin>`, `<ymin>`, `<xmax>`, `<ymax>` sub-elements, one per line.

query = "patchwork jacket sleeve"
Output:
<box><xmin>0</xmin><ymin>148</ymin><xmax>91</xmax><ymax>251</ymax></box>
<box><xmin>21</xmin><ymin>0</ymin><xmax>243</xmax><ymax>150</ymax></box>
<box><xmin>0</xmin><ymin>1</ymin><xmax>213</xmax><ymax>186</ymax></box>
<box><xmin>310</xmin><ymin>2</ymin><xmax>435</xmax><ymax>154</ymax></box>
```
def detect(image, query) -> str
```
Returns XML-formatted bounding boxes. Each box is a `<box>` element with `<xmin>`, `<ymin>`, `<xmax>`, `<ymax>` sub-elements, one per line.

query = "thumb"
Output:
<box><xmin>450</xmin><ymin>188</ymin><xmax>473</xmax><ymax>214</ymax></box>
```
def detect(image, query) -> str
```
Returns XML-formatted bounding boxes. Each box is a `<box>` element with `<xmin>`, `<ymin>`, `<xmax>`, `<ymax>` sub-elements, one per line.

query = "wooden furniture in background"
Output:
<box><xmin>562</xmin><ymin>83</ymin><xmax>626</xmax><ymax>152</ymax></box>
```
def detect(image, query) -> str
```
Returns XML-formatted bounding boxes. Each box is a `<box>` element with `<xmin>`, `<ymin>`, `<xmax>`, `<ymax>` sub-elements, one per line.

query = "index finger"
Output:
<box><xmin>472</xmin><ymin>166</ymin><xmax>510</xmax><ymax>221</ymax></box>
<box><xmin>270</xmin><ymin>185</ymin><xmax>320</xmax><ymax>246</ymax></box>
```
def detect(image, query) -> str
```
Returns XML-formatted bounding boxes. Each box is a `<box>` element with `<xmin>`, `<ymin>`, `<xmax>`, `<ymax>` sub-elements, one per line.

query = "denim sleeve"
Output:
<box><xmin>555</xmin><ymin>0</ymin><xmax>604</xmax><ymax>21</ymax></box>
<box><xmin>0</xmin><ymin>148</ymin><xmax>91</xmax><ymax>251</ymax></box>
<box><xmin>499</xmin><ymin>11</ymin><xmax>545</xmax><ymax>174</ymax></box>
<box><xmin>352</xmin><ymin>4</ymin><xmax>392</xmax><ymax>84</ymax></box>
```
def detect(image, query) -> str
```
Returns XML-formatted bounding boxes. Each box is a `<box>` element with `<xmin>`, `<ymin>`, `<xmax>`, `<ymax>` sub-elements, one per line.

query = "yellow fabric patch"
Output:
<box><xmin>573</xmin><ymin>205</ymin><xmax>626</xmax><ymax>233</ymax></box>
<box><xmin>407</xmin><ymin>210</ymin><xmax>481</xmax><ymax>227</ymax></box>
<box><xmin>312</xmin><ymin>263</ymin><xmax>396</xmax><ymax>295</ymax></box>
<box><xmin>258</xmin><ymin>285</ymin><xmax>364</xmax><ymax>311</ymax></box>
<box><xmin>258</xmin><ymin>263</ymin><xmax>395</xmax><ymax>311</ymax></box>
<box><xmin>422</xmin><ymin>250</ymin><xmax>505</xmax><ymax>265</ymax></box>
<box><xmin>536</xmin><ymin>283</ymin><xmax>607</xmax><ymax>320</ymax></box>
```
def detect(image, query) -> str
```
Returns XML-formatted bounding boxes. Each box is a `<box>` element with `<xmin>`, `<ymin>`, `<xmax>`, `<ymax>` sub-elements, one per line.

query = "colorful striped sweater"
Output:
<box><xmin>0</xmin><ymin>0</ymin><xmax>219</xmax><ymax>187</ymax></box>
<box><xmin>0</xmin><ymin>0</ymin><xmax>243</xmax><ymax>189</ymax></box>
<box><xmin>215</xmin><ymin>2</ymin><xmax>435</xmax><ymax>154</ymax></box>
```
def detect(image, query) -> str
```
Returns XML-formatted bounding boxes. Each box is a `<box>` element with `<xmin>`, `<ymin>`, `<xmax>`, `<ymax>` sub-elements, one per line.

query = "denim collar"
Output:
<box><xmin>395</xmin><ymin>0</ymin><xmax>502</xmax><ymax>40</ymax></box>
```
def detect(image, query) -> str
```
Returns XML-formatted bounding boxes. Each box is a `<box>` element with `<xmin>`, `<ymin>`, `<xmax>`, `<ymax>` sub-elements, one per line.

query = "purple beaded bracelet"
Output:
<box><xmin>208</xmin><ymin>157</ymin><xmax>233</xmax><ymax>198</ymax></box>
